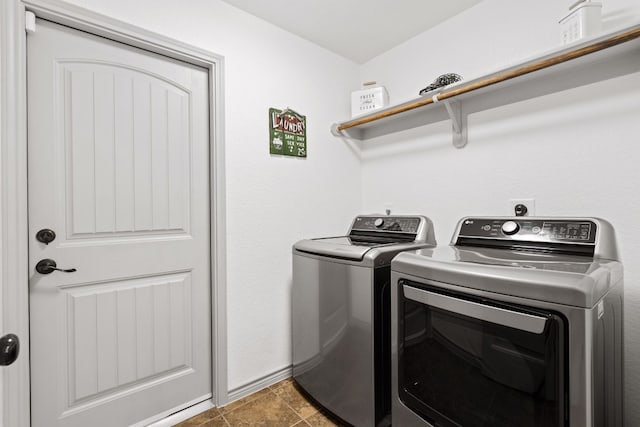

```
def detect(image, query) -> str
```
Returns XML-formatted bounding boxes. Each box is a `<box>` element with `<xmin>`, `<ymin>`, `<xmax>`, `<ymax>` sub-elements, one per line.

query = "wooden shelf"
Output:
<box><xmin>331</xmin><ymin>23</ymin><xmax>640</xmax><ymax>147</ymax></box>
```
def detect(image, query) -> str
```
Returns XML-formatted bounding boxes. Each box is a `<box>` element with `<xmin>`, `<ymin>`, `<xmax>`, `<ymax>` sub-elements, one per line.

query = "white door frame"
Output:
<box><xmin>0</xmin><ymin>1</ymin><xmax>229</xmax><ymax>426</ymax></box>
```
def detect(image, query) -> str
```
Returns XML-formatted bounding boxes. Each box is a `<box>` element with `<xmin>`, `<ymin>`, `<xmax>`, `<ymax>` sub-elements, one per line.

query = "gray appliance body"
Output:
<box><xmin>292</xmin><ymin>215</ymin><xmax>436</xmax><ymax>427</ymax></box>
<box><xmin>391</xmin><ymin>217</ymin><xmax>623</xmax><ymax>427</ymax></box>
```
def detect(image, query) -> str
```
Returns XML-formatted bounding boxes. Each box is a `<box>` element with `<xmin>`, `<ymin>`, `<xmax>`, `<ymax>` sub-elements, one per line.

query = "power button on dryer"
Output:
<box><xmin>502</xmin><ymin>221</ymin><xmax>520</xmax><ymax>235</ymax></box>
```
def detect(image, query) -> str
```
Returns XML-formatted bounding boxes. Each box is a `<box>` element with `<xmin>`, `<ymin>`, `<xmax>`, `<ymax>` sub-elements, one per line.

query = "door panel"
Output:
<box><xmin>28</xmin><ymin>19</ymin><xmax>211</xmax><ymax>427</ymax></box>
<box><xmin>65</xmin><ymin>273</ymin><xmax>192</xmax><ymax>404</ymax></box>
<box><xmin>62</xmin><ymin>62</ymin><xmax>192</xmax><ymax>237</ymax></box>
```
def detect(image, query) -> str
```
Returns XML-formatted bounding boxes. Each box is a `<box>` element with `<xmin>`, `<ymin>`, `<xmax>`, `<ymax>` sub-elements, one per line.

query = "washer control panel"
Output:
<box><xmin>458</xmin><ymin>218</ymin><xmax>597</xmax><ymax>244</ymax></box>
<box><xmin>352</xmin><ymin>216</ymin><xmax>422</xmax><ymax>234</ymax></box>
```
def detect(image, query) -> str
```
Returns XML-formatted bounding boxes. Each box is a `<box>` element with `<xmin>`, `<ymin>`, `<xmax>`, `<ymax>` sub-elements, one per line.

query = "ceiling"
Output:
<box><xmin>220</xmin><ymin>0</ymin><xmax>483</xmax><ymax>63</ymax></box>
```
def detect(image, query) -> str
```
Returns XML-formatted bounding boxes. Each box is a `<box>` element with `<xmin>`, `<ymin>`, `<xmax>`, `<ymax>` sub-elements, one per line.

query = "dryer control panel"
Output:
<box><xmin>455</xmin><ymin>218</ymin><xmax>599</xmax><ymax>256</ymax></box>
<box><xmin>458</xmin><ymin>218</ymin><xmax>596</xmax><ymax>243</ymax></box>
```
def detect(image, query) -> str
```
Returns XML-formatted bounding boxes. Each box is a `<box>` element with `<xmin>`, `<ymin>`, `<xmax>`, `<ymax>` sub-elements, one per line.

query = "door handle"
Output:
<box><xmin>0</xmin><ymin>334</ymin><xmax>19</xmax><ymax>366</ymax></box>
<box><xmin>403</xmin><ymin>285</ymin><xmax>548</xmax><ymax>334</ymax></box>
<box><xmin>35</xmin><ymin>259</ymin><xmax>77</xmax><ymax>274</ymax></box>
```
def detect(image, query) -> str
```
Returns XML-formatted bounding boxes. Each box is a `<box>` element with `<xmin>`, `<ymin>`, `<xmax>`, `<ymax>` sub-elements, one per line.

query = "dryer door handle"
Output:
<box><xmin>403</xmin><ymin>285</ymin><xmax>548</xmax><ymax>334</ymax></box>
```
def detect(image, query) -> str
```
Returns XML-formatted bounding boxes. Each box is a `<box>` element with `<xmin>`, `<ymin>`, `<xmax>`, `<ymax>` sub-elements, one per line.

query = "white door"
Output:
<box><xmin>27</xmin><ymin>19</ymin><xmax>212</xmax><ymax>427</ymax></box>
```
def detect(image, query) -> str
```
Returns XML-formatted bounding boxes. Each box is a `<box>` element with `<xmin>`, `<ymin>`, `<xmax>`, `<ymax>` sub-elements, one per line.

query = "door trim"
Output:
<box><xmin>1</xmin><ymin>1</ymin><xmax>229</xmax><ymax>425</ymax></box>
<box><xmin>0</xmin><ymin>2</ymin><xmax>30</xmax><ymax>426</ymax></box>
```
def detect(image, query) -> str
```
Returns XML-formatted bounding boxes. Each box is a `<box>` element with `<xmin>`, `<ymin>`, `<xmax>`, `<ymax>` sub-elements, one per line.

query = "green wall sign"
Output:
<box><xmin>269</xmin><ymin>108</ymin><xmax>307</xmax><ymax>158</ymax></box>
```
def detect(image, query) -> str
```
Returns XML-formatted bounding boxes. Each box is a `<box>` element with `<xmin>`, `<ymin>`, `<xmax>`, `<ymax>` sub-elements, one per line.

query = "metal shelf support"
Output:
<box><xmin>441</xmin><ymin>99</ymin><xmax>467</xmax><ymax>148</ymax></box>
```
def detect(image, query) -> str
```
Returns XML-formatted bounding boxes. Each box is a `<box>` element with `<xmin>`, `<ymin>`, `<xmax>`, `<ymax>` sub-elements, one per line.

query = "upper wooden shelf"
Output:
<box><xmin>331</xmin><ymin>23</ymin><xmax>640</xmax><ymax>147</ymax></box>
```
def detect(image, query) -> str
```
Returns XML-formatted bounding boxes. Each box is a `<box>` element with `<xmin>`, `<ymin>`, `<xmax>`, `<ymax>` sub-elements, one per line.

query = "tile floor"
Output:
<box><xmin>174</xmin><ymin>378</ymin><xmax>348</xmax><ymax>427</ymax></box>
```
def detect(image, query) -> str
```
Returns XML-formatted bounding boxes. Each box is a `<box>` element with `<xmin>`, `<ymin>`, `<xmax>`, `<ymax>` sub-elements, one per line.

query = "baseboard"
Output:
<box><xmin>226</xmin><ymin>365</ymin><xmax>292</xmax><ymax>404</ymax></box>
<box><xmin>142</xmin><ymin>365</ymin><xmax>293</xmax><ymax>425</ymax></box>
<box><xmin>135</xmin><ymin>395</ymin><xmax>213</xmax><ymax>427</ymax></box>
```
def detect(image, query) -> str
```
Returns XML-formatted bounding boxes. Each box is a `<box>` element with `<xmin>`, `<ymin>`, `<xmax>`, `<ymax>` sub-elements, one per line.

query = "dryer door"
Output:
<box><xmin>397</xmin><ymin>280</ymin><xmax>568</xmax><ymax>427</ymax></box>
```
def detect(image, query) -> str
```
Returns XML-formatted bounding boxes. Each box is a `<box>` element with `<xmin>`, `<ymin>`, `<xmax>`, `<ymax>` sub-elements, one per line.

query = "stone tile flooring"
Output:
<box><xmin>174</xmin><ymin>378</ymin><xmax>348</xmax><ymax>427</ymax></box>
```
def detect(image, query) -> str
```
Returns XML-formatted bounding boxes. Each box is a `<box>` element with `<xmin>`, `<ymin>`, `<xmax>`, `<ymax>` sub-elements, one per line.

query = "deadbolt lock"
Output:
<box><xmin>36</xmin><ymin>228</ymin><xmax>56</xmax><ymax>245</ymax></box>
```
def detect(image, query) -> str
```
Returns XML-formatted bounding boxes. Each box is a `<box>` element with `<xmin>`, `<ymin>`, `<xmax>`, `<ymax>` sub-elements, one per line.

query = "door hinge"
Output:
<box><xmin>25</xmin><ymin>11</ymin><xmax>36</xmax><ymax>33</ymax></box>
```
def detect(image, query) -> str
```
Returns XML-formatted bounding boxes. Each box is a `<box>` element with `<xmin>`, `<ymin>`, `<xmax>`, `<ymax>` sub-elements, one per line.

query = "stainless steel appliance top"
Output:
<box><xmin>293</xmin><ymin>214</ymin><xmax>436</xmax><ymax>263</ymax></box>
<box><xmin>392</xmin><ymin>217</ymin><xmax>622</xmax><ymax>308</ymax></box>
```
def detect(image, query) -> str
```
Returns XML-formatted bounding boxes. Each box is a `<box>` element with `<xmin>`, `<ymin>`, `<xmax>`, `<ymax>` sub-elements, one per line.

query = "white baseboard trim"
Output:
<box><xmin>226</xmin><ymin>365</ymin><xmax>292</xmax><ymax>405</ymax></box>
<box><xmin>142</xmin><ymin>397</ymin><xmax>214</xmax><ymax>427</ymax></box>
<box><xmin>138</xmin><ymin>366</ymin><xmax>293</xmax><ymax>425</ymax></box>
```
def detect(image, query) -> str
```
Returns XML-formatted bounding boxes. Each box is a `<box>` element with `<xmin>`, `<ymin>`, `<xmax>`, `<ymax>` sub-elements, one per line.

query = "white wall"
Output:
<box><xmin>359</xmin><ymin>0</ymin><xmax>640</xmax><ymax>423</ymax></box>
<box><xmin>58</xmin><ymin>0</ymin><xmax>362</xmax><ymax>394</ymax></box>
<box><xmin>29</xmin><ymin>0</ymin><xmax>640</xmax><ymax>419</ymax></box>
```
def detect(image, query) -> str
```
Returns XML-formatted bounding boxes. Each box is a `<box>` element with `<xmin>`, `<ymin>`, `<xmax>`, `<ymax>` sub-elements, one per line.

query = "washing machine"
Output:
<box><xmin>391</xmin><ymin>217</ymin><xmax>623</xmax><ymax>427</ymax></box>
<box><xmin>292</xmin><ymin>215</ymin><xmax>436</xmax><ymax>426</ymax></box>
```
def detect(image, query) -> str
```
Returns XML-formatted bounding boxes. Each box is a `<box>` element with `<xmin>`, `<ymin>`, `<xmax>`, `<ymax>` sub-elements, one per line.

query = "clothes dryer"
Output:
<box><xmin>391</xmin><ymin>217</ymin><xmax>623</xmax><ymax>427</ymax></box>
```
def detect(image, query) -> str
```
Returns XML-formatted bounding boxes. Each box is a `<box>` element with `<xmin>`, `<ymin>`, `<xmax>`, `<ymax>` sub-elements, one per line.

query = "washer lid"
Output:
<box><xmin>293</xmin><ymin>236</ymin><xmax>393</xmax><ymax>260</ymax></box>
<box><xmin>392</xmin><ymin>246</ymin><xmax>623</xmax><ymax>308</ymax></box>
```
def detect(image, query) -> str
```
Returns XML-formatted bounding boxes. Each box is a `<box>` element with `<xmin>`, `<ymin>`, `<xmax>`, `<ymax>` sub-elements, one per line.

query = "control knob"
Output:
<box><xmin>374</xmin><ymin>218</ymin><xmax>385</xmax><ymax>228</ymax></box>
<box><xmin>502</xmin><ymin>221</ymin><xmax>520</xmax><ymax>235</ymax></box>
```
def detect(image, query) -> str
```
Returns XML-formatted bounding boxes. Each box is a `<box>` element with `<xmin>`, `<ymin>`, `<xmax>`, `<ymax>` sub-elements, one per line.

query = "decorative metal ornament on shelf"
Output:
<box><xmin>419</xmin><ymin>73</ymin><xmax>463</xmax><ymax>95</ymax></box>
